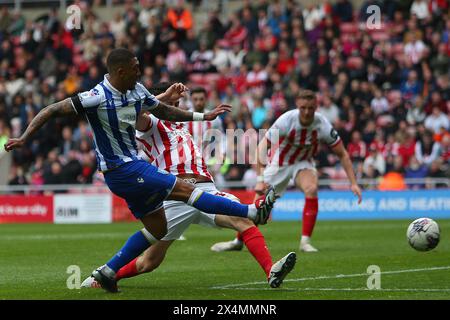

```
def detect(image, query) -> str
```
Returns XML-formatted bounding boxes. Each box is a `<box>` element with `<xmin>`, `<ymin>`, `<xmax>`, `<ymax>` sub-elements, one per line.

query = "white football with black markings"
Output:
<box><xmin>406</xmin><ymin>218</ymin><xmax>440</xmax><ymax>251</ymax></box>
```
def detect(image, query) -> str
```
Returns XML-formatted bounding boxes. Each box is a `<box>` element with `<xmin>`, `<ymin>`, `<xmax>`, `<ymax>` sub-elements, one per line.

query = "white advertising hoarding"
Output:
<box><xmin>54</xmin><ymin>194</ymin><xmax>112</xmax><ymax>224</ymax></box>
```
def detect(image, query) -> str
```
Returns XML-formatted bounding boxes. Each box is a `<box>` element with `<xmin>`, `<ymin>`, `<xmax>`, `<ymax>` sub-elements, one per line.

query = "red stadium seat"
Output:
<box><xmin>370</xmin><ymin>32</ymin><xmax>389</xmax><ymax>42</ymax></box>
<box><xmin>340</xmin><ymin>22</ymin><xmax>359</xmax><ymax>34</ymax></box>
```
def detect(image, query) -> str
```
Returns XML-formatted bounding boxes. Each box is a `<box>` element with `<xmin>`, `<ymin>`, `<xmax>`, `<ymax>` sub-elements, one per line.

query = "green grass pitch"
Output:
<box><xmin>0</xmin><ymin>220</ymin><xmax>449</xmax><ymax>300</ymax></box>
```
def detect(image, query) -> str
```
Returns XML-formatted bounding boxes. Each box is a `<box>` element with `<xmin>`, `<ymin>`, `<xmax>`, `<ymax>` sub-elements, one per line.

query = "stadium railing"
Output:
<box><xmin>0</xmin><ymin>178</ymin><xmax>448</xmax><ymax>194</ymax></box>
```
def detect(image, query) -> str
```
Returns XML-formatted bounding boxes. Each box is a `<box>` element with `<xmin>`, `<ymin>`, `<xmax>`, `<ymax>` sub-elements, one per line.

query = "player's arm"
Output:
<box><xmin>150</xmin><ymin>101</ymin><xmax>232</xmax><ymax>122</ymax></box>
<box><xmin>136</xmin><ymin>83</ymin><xmax>189</xmax><ymax>131</ymax></box>
<box><xmin>155</xmin><ymin>82</ymin><xmax>187</xmax><ymax>104</ymax></box>
<box><xmin>4</xmin><ymin>98</ymin><xmax>76</xmax><ymax>152</ymax></box>
<box><xmin>331</xmin><ymin>141</ymin><xmax>362</xmax><ymax>204</ymax></box>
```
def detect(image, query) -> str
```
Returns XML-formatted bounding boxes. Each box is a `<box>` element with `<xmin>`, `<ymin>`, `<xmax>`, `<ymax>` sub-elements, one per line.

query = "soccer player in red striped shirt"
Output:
<box><xmin>212</xmin><ymin>89</ymin><xmax>362</xmax><ymax>253</ymax></box>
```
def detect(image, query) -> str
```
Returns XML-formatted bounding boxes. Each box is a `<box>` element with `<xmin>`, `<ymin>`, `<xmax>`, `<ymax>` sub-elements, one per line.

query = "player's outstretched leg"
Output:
<box><xmin>214</xmin><ymin>214</ymin><xmax>295</xmax><ymax>288</ymax></box>
<box><xmin>169</xmin><ymin>179</ymin><xmax>276</xmax><ymax>225</ymax></box>
<box><xmin>90</xmin><ymin>208</ymin><xmax>166</xmax><ymax>293</ymax></box>
<box><xmin>82</xmin><ymin>239</ymin><xmax>172</xmax><ymax>289</ymax></box>
<box><xmin>268</xmin><ymin>252</ymin><xmax>297</xmax><ymax>288</ymax></box>
<box><xmin>91</xmin><ymin>228</ymin><xmax>154</xmax><ymax>293</ymax></box>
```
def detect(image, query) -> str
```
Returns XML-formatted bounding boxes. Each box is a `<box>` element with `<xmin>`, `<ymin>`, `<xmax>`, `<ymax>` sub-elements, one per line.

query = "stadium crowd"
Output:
<box><xmin>0</xmin><ymin>0</ymin><xmax>449</xmax><ymax>191</ymax></box>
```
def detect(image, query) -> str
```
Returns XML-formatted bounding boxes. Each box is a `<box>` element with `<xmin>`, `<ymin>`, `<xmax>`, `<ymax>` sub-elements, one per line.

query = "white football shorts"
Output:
<box><xmin>263</xmin><ymin>160</ymin><xmax>316</xmax><ymax>195</ymax></box>
<box><xmin>162</xmin><ymin>182</ymin><xmax>240</xmax><ymax>241</ymax></box>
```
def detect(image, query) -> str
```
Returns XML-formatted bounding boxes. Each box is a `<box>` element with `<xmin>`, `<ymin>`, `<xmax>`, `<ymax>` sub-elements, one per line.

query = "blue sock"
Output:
<box><xmin>106</xmin><ymin>230</ymin><xmax>150</xmax><ymax>273</ymax></box>
<box><xmin>189</xmin><ymin>190</ymin><xmax>248</xmax><ymax>218</ymax></box>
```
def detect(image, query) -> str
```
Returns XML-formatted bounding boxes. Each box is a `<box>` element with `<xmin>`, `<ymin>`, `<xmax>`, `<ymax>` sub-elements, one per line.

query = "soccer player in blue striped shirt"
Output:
<box><xmin>4</xmin><ymin>48</ymin><xmax>276</xmax><ymax>292</ymax></box>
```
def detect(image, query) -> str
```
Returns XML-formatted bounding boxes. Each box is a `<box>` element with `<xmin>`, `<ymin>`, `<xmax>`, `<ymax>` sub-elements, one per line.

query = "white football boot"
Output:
<box><xmin>210</xmin><ymin>238</ymin><xmax>243</xmax><ymax>252</ymax></box>
<box><xmin>80</xmin><ymin>276</ymin><xmax>101</xmax><ymax>289</ymax></box>
<box><xmin>268</xmin><ymin>252</ymin><xmax>297</xmax><ymax>288</ymax></box>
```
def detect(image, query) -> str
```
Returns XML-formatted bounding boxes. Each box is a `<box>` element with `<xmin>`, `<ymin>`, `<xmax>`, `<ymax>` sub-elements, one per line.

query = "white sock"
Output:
<box><xmin>247</xmin><ymin>204</ymin><xmax>257</xmax><ymax>220</ymax></box>
<box><xmin>102</xmin><ymin>265</ymin><xmax>116</xmax><ymax>279</ymax></box>
<box><xmin>301</xmin><ymin>236</ymin><xmax>310</xmax><ymax>243</ymax></box>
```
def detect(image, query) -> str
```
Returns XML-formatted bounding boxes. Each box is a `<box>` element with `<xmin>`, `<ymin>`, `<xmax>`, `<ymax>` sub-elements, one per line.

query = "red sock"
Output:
<box><xmin>236</xmin><ymin>232</ymin><xmax>243</xmax><ymax>242</ymax></box>
<box><xmin>241</xmin><ymin>226</ymin><xmax>273</xmax><ymax>278</ymax></box>
<box><xmin>302</xmin><ymin>197</ymin><xmax>318</xmax><ymax>237</ymax></box>
<box><xmin>115</xmin><ymin>257</ymin><xmax>139</xmax><ymax>281</ymax></box>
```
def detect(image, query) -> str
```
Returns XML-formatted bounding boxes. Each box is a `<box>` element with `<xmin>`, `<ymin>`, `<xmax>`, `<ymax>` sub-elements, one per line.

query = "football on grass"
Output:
<box><xmin>407</xmin><ymin>218</ymin><xmax>440</xmax><ymax>251</ymax></box>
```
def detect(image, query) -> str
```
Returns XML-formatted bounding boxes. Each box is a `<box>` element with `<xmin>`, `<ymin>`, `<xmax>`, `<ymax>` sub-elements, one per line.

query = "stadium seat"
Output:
<box><xmin>340</xmin><ymin>22</ymin><xmax>359</xmax><ymax>34</ymax></box>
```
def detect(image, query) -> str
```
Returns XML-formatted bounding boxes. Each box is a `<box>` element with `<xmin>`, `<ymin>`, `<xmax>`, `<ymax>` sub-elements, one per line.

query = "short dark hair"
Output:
<box><xmin>149</xmin><ymin>82</ymin><xmax>173</xmax><ymax>96</ymax></box>
<box><xmin>297</xmin><ymin>89</ymin><xmax>316</xmax><ymax>100</ymax></box>
<box><xmin>190</xmin><ymin>87</ymin><xmax>207</xmax><ymax>96</ymax></box>
<box><xmin>106</xmin><ymin>48</ymin><xmax>135</xmax><ymax>73</ymax></box>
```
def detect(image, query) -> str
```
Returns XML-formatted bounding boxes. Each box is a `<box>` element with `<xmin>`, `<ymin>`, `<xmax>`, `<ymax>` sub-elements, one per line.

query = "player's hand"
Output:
<box><xmin>351</xmin><ymin>183</ymin><xmax>362</xmax><ymax>204</ymax></box>
<box><xmin>4</xmin><ymin>138</ymin><xmax>25</xmax><ymax>152</ymax></box>
<box><xmin>164</xmin><ymin>82</ymin><xmax>188</xmax><ymax>103</ymax></box>
<box><xmin>254</xmin><ymin>181</ymin><xmax>269</xmax><ymax>198</ymax></box>
<box><xmin>204</xmin><ymin>104</ymin><xmax>232</xmax><ymax>121</ymax></box>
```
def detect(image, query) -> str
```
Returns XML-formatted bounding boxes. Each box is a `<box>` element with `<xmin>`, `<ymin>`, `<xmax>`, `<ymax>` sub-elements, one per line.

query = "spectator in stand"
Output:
<box><xmin>190</xmin><ymin>40</ymin><xmax>214</xmax><ymax>74</ymax></box>
<box><xmin>59</xmin><ymin>126</ymin><xmax>76</xmax><ymax>160</ymax></box>
<box><xmin>400</xmin><ymin>70</ymin><xmax>422</xmax><ymax>101</ymax></box>
<box><xmin>246</xmin><ymin>61</ymin><xmax>268</xmax><ymax>91</ymax></box>
<box><xmin>415</xmin><ymin>130</ymin><xmax>442</xmax><ymax>167</ymax></box>
<box><xmin>166</xmin><ymin>0</ymin><xmax>193</xmax><ymax>41</ymax></box>
<box><xmin>347</xmin><ymin>131</ymin><xmax>367</xmax><ymax>163</ymax></box>
<box><xmin>363</xmin><ymin>145</ymin><xmax>386</xmax><ymax>177</ymax></box>
<box><xmin>426</xmin><ymin>159</ymin><xmax>447</xmax><ymax>189</ymax></box>
<box><xmin>166</xmin><ymin>41</ymin><xmax>187</xmax><ymax>82</ymax></box>
<box><xmin>410</xmin><ymin>0</ymin><xmax>431</xmax><ymax>20</ymax></box>
<box><xmin>221</xmin><ymin>13</ymin><xmax>248</xmax><ymax>48</ymax></box>
<box><xmin>333</xmin><ymin>0</ymin><xmax>353</xmax><ymax>22</ymax></box>
<box><xmin>404</xmin><ymin>31</ymin><xmax>428</xmax><ymax>65</ymax></box>
<box><xmin>370</xmin><ymin>88</ymin><xmax>390</xmax><ymax>116</ymax></box>
<box><xmin>395</xmin><ymin>129</ymin><xmax>417</xmax><ymax>167</ymax></box>
<box><xmin>407</xmin><ymin>96</ymin><xmax>427</xmax><ymax>125</ymax></box>
<box><xmin>318</xmin><ymin>94</ymin><xmax>339</xmax><ymax>124</ymax></box>
<box><xmin>404</xmin><ymin>156</ymin><xmax>428</xmax><ymax>189</ymax></box>
<box><xmin>424</xmin><ymin>106</ymin><xmax>450</xmax><ymax>133</ymax></box>
<box><xmin>424</xmin><ymin>91</ymin><xmax>447</xmax><ymax>114</ymax></box>
<box><xmin>267</xmin><ymin>1</ymin><xmax>288</xmax><ymax>38</ymax></box>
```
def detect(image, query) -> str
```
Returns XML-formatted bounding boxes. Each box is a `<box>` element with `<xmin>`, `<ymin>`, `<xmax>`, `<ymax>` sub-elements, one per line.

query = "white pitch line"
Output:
<box><xmin>212</xmin><ymin>287</ymin><xmax>450</xmax><ymax>292</ymax></box>
<box><xmin>211</xmin><ymin>266</ymin><xmax>450</xmax><ymax>290</ymax></box>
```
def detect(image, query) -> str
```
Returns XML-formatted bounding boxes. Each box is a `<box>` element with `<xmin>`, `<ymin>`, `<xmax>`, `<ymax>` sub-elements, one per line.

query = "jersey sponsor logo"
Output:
<box><xmin>117</xmin><ymin>107</ymin><xmax>137</xmax><ymax>124</ymax></box>
<box><xmin>79</xmin><ymin>89</ymin><xmax>100</xmax><ymax>101</ymax></box>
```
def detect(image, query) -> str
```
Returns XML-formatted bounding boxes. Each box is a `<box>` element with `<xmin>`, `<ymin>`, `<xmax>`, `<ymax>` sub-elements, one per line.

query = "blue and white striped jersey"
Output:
<box><xmin>71</xmin><ymin>74</ymin><xmax>160</xmax><ymax>172</ymax></box>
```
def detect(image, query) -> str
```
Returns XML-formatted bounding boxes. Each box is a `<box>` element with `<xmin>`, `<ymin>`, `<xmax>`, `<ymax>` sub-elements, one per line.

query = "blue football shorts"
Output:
<box><xmin>104</xmin><ymin>160</ymin><xmax>177</xmax><ymax>219</ymax></box>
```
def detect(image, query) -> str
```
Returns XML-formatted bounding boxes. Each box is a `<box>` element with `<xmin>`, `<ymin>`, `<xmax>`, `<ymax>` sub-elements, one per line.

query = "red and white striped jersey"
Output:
<box><xmin>265</xmin><ymin>110</ymin><xmax>341</xmax><ymax>166</ymax></box>
<box><xmin>186</xmin><ymin>117</ymin><xmax>223</xmax><ymax>151</ymax></box>
<box><xmin>136</xmin><ymin>115</ymin><xmax>213</xmax><ymax>180</ymax></box>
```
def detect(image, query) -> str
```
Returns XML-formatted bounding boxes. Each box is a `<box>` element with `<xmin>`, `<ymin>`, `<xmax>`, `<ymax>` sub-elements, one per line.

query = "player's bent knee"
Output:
<box><xmin>303</xmin><ymin>184</ymin><xmax>318</xmax><ymax>197</ymax></box>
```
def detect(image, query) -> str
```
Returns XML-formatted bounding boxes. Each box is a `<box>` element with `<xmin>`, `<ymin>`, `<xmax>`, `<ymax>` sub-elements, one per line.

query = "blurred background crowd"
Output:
<box><xmin>0</xmin><ymin>0</ymin><xmax>449</xmax><ymax>191</ymax></box>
